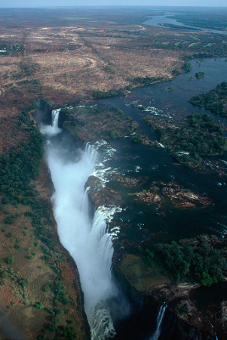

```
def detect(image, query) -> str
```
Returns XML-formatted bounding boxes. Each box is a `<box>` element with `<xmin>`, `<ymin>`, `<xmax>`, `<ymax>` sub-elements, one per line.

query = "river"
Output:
<box><xmin>97</xmin><ymin>58</ymin><xmax>227</xmax><ymax>245</ymax></box>
<box><xmin>143</xmin><ymin>13</ymin><xmax>227</xmax><ymax>36</ymax></box>
<box><xmin>41</xmin><ymin>57</ymin><xmax>227</xmax><ymax>339</ymax></box>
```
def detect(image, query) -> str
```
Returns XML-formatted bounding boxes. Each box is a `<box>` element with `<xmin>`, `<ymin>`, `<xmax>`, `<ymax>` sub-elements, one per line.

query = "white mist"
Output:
<box><xmin>46</xmin><ymin>144</ymin><xmax>118</xmax><ymax>339</ymax></box>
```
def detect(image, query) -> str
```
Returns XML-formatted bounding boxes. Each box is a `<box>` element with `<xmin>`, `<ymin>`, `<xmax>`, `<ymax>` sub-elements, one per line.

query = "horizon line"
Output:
<box><xmin>0</xmin><ymin>5</ymin><xmax>227</xmax><ymax>9</ymax></box>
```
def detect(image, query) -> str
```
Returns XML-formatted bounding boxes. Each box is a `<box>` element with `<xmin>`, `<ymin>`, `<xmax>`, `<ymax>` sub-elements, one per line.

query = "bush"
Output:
<box><xmin>4</xmin><ymin>215</ymin><xmax>18</xmax><ymax>225</ymax></box>
<box><xmin>18</xmin><ymin>277</ymin><xmax>29</xmax><ymax>288</ymax></box>
<box><xmin>0</xmin><ymin>271</ymin><xmax>8</xmax><ymax>278</ymax></box>
<box><xmin>34</xmin><ymin>302</ymin><xmax>44</xmax><ymax>309</ymax></box>
<box><xmin>195</xmin><ymin>72</ymin><xmax>205</xmax><ymax>79</ymax></box>
<box><xmin>5</xmin><ymin>256</ymin><xmax>14</xmax><ymax>264</ymax></box>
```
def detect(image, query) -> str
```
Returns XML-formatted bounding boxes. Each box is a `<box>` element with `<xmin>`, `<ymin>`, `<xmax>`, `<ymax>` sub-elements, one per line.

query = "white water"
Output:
<box><xmin>150</xmin><ymin>304</ymin><xmax>167</xmax><ymax>340</ymax></box>
<box><xmin>46</xmin><ymin>143</ymin><xmax>118</xmax><ymax>339</ymax></box>
<box><xmin>40</xmin><ymin>109</ymin><xmax>62</xmax><ymax>136</ymax></box>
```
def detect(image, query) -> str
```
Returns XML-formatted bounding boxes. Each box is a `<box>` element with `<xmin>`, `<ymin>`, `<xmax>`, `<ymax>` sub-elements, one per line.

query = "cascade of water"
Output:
<box><xmin>150</xmin><ymin>304</ymin><xmax>167</xmax><ymax>340</ymax></box>
<box><xmin>209</xmin><ymin>321</ymin><xmax>219</xmax><ymax>340</ymax></box>
<box><xmin>52</xmin><ymin>108</ymin><xmax>61</xmax><ymax>128</ymax></box>
<box><xmin>47</xmin><ymin>143</ymin><xmax>117</xmax><ymax>339</ymax></box>
<box><xmin>40</xmin><ymin>108</ymin><xmax>62</xmax><ymax>136</ymax></box>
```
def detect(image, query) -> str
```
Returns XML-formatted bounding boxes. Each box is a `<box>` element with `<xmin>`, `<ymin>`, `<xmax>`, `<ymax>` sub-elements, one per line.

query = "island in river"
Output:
<box><xmin>62</xmin><ymin>100</ymin><xmax>227</xmax><ymax>339</ymax></box>
<box><xmin>0</xmin><ymin>6</ymin><xmax>227</xmax><ymax>340</ymax></box>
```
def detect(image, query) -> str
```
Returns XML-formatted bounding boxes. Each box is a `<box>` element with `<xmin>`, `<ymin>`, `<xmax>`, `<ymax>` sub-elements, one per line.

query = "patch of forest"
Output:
<box><xmin>145</xmin><ymin>235</ymin><xmax>227</xmax><ymax>286</ymax></box>
<box><xmin>144</xmin><ymin>113</ymin><xmax>227</xmax><ymax>167</ymax></box>
<box><xmin>62</xmin><ymin>105</ymin><xmax>138</xmax><ymax>141</ymax></box>
<box><xmin>169</xmin><ymin>10</ymin><xmax>227</xmax><ymax>31</ymax></box>
<box><xmin>188</xmin><ymin>82</ymin><xmax>227</xmax><ymax>117</ymax></box>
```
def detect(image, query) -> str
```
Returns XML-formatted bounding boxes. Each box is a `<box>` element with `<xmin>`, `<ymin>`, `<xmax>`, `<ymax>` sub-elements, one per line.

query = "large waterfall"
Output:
<box><xmin>46</xmin><ymin>141</ymin><xmax>118</xmax><ymax>339</ymax></box>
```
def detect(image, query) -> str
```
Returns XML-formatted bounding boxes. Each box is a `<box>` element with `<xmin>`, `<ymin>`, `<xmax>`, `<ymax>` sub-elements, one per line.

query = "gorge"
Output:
<box><xmin>40</xmin><ymin>54</ymin><xmax>227</xmax><ymax>338</ymax></box>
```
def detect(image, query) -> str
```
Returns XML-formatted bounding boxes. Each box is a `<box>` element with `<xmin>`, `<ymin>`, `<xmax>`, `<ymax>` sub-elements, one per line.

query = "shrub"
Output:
<box><xmin>34</xmin><ymin>302</ymin><xmax>44</xmax><ymax>309</ymax></box>
<box><xmin>5</xmin><ymin>256</ymin><xmax>14</xmax><ymax>264</ymax></box>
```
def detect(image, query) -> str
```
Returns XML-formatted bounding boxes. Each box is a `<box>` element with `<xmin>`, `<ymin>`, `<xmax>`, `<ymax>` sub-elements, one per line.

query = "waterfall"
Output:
<box><xmin>150</xmin><ymin>304</ymin><xmax>167</xmax><ymax>340</ymax></box>
<box><xmin>52</xmin><ymin>108</ymin><xmax>61</xmax><ymax>129</ymax></box>
<box><xmin>40</xmin><ymin>108</ymin><xmax>62</xmax><ymax>136</ymax></box>
<box><xmin>46</xmin><ymin>143</ymin><xmax>118</xmax><ymax>339</ymax></box>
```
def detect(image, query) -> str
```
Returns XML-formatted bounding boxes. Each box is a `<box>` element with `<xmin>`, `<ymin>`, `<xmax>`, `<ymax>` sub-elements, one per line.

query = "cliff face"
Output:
<box><xmin>113</xmin><ymin>255</ymin><xmax>219</xmax><ymax>340</ymax></box>
<box><xmin>161</xmin><ymin>308</ymin><xmax>216</xmax><ymax>340</ymax></box>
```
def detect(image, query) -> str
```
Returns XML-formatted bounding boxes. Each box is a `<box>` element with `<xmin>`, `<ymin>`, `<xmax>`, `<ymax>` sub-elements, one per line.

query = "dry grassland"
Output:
<box><xmin>0</xmin><ymin>24</ymin><xmax>182</xmax><ymax>98</ymax></box>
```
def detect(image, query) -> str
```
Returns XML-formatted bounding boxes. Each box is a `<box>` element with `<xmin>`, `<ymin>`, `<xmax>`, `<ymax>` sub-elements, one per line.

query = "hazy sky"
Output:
<box><xmin>0</xmin><ymin>0</ymin><xmax>226</xmax><ymax>8</ymax></box>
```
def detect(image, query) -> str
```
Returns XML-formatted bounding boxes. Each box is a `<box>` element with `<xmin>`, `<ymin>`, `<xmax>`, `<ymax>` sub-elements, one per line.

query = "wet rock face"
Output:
<box><xmin>147</xmin><ymin>287</ymin><xmax>219</xmax><ymax>340</ymax></box>
<box><xmin>87</xmin><ymin>173</ymin><xmax>212</xmax><ymax>211</ymax></box>
<box><xmin>110</xmin><ymin>174</ymin><xmax>148</xmax><ymax>188</ymax></box>
<box><xmin>86</xmin><ymin>175</ymin><xmax>122</xmax><ymax>207</ymax></box>
<box><xmin>161</xmin><ymin>181</ymin><xmax>212</xmax><ymax>208</ymax></box>
<box><xmin>164</xmin><ymin>312</ymin><xmax>217</xmax><ymax>340</ymax></box>
<box><xmin>135</xmin><ymin>180</ymin><xmax>212</xmax><ymax>209</ymax></box>
<box><xmin>136</xmin><ymin>186</ymin><xmax>162</xmax><ymax>203</ymax></box>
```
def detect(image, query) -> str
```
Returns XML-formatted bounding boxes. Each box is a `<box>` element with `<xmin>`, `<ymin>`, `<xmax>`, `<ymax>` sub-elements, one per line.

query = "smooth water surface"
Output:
<box><xmin>144</xmin><ymin>14</ymin><xmax>227</xmax><ymax>36</ymax></box>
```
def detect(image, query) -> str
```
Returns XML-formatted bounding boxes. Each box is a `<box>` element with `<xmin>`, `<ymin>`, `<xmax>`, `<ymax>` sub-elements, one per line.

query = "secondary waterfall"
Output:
<box><xmin>52</xmin><ymin>108</ymin><xmax>61</xmax><ymax>129</ymax></box>
<box><xmin>40</xmin><ymin>109</ymin><xmax>62</xmax><ymax>136</ymax></box>
<box><xmin>46</xmin><ymin>142</ymin><xmax>118</xmax><ymax>339</ymax></box>
<box><xmin>150</xmin><ymin>304</ymin><xmax>167</xmax><ymax>340</ymax></box>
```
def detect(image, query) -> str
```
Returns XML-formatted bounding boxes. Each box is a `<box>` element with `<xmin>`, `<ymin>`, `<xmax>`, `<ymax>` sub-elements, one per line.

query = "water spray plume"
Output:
<box><xmin>47</xmin><ymin>143</ymin><xmax>117</xmax><ymax>339</ymax></box>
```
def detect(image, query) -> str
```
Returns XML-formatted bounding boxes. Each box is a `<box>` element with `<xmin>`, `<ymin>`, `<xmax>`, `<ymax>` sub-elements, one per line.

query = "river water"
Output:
<box><xmin>41</xmin><ymin>57</ymin><xmax>227</xmax><ymax>339</ymax></box>
<box><xmin>96</xmin><ymin>58</ymin><xmax>227</xmax><ymax>247</ymax></box>
<box><xmin>93</xmin><ymin>58</ymin><xmax>227</xmax><ymax>338</ymax></box>
<box><xmin>143</xmin><ymin>13</ymin><xmax>227</xmax><ymax>36</ymax></box>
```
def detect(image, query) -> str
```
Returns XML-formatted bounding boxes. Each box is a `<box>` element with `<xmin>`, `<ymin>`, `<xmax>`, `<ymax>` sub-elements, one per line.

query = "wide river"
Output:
<box><xmin>143</xmin><ymin>13</ymin><xmax>227</xmax><ymax>36</ymax></box>
<box><xmin>45</xmin><ymin>57</ymin><xmax>227</xmax><ymax>339</ymax></box>
<box><xmin>96</xmin><ymin>58</ymin><xmax>227</xmax><ymax>247</ymax></box>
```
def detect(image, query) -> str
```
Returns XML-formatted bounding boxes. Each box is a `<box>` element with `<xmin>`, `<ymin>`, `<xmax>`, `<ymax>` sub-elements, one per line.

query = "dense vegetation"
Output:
<box><xmin>195</xmin><ymin>71</ymin><xmax>205</xmax><ymax>79</ymax></box>
<box><xmin>92</xmin><ymin>87</ymin><xmax>129</xmax><ymax>99</ymax></box>
<box><xmin>160</xmin><ymin>23</ymin><xmax>200</xmax><ymax>31</ymax></box>
<box><xmin>0</xmin><ymin>107</ymin><xmax>44</xmax><ymax>206</ymax></box>
<box><xmin>0</xmin><ymin>100</ymin><xmax>81</xmax><ymax>339</ymax></box>
<box><xmin>132</xmin><ymin>76</ymin><xmax>163</xmax><ymax>86</ymax></box>
<box><xmin>144</xmin><ymin>113</ymin><xmax>227</xmax><ymax>167</ymax></box>
<box><xmin>63</xmin><ymin>105</ymin><xmax>138</xmax><ymax>141</ymax></box>
<box><xmin>181</xmin><ymin>61</ymin><xmax>193</xmax><ymax>73</ymax></box>
<box><xmin>169</xmin><ymin>10</ymin><xmax>227</xmax><ymax>31</ymax></box>
<box><xmin>188</xmin><ymin>81</ymin><xmax>227</xmax><ymax>117</ymax></box>
<box><xmin>145</xmin><ymin>236</ymin><xmax>227</xmax><ymax>286</ymax></box>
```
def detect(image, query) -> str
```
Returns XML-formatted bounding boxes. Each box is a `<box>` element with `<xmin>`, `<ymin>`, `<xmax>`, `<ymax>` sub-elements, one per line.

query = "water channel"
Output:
<box><xmin>97</xmin><ymin>58</ymin><xmax>227</xmax><ymax>246</ymax></box>
<box><xmin>95</xmin><ymin>57</ymin><xmax>227</xmax><ymax>338</ymax></box>
<box><xmin>143</xmin><ymin>13</ymin><xmax>227</xmax><ymax>36</ymax></box>
<box><xmin>42</xmin><ymin>57</ymin><xmax>227</xmax><ymax>339</ymax></box>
